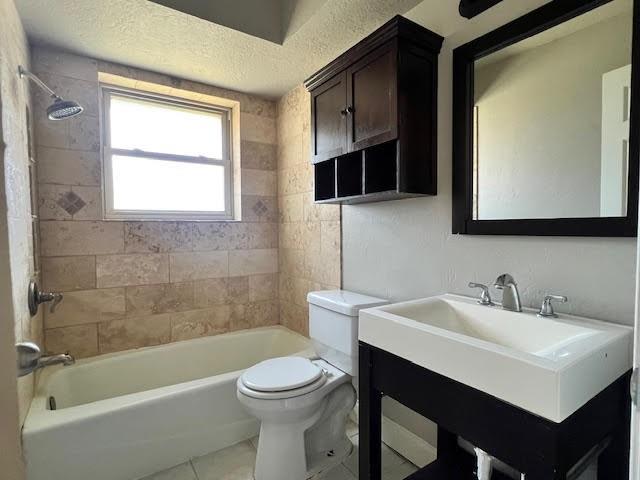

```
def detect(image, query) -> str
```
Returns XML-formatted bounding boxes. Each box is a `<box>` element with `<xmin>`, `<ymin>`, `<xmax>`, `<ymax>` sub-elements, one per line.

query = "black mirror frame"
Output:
<box><xmin>452</xmin><ymin>0</ymin><xmax>639</xmax><ymax>237</ymax></box>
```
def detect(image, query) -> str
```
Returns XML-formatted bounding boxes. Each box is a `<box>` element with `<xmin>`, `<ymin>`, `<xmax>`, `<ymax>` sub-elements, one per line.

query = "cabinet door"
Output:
<box><xmin>311</xmin><ymin>72</ymin><xmax>348</xmax><ymax>163</ymax></box>
<box><xmin>346</xmin><ymin>42</ymin><xmax>398</xmax><ymax>152</ymax></box>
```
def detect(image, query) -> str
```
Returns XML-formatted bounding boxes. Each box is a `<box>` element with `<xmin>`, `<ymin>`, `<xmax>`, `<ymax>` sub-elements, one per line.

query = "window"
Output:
<box><xmin>101</xmin><ymin>87</ymin><xmax>233</xmax><ymax>220</ymax></box>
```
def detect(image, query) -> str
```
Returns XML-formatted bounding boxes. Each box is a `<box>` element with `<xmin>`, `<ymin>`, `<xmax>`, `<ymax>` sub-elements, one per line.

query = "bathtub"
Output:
<box><xmin>23</xmin><ymin>326</ymin><xmax>313</xmax><ymax>480</ymax></box>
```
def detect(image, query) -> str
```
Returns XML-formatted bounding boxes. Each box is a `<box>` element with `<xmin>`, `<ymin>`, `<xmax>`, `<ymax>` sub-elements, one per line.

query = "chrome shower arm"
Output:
<box><xmin>18</xmin><ymin>66</ymin><xmax>61</xmax><ymax>100</ymax></box>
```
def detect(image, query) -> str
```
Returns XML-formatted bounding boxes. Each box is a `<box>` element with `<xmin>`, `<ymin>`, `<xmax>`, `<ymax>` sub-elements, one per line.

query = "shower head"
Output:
<box><xmin>18</xmin><ymin>66</ymin><xmax>84</xmax><ymax>121</ymax></box>
<box><xmin>46</xmin><ymin>98</ymin><xmax>84</xmax><ymax>120</ymax></box>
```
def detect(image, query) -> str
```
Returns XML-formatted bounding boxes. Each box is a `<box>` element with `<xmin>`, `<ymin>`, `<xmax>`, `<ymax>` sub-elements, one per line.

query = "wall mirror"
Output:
<box><xmin>453</xmin><ymin>0</ymin><xmax>639</xmax><ymax>236</ymax></box>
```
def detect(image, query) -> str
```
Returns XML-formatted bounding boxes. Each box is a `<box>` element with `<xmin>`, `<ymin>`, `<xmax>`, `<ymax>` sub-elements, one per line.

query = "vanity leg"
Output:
<box><xmin>359</xmin><ymin>344</ymin><xmax>382</xmax><ymax>480</ymax></box>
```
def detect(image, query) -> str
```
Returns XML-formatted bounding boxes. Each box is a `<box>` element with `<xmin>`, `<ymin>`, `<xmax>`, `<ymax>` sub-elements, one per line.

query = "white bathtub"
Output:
<box><xmin>23</xmin><ymin>326</ymin><xmax>313</xmax><ymax>480</ymax></box>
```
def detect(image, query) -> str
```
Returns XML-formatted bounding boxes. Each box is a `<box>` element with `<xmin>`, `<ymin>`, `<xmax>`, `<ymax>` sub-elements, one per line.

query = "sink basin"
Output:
<box><xmin>359</xmin><ymin>294</ymin><xmax>632</xmax><ymax>422</ymax></box>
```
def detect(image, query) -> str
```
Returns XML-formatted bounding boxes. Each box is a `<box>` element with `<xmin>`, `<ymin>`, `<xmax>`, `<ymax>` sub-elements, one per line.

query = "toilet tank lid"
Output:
<box><xmin>307</xmin><ymin>290</ymin><xmax>388</xmax><ymax>316</ymax></box>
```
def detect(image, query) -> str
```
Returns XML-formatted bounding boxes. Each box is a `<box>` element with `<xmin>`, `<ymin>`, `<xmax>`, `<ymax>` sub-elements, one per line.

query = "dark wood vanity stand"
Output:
<box><xmin>304</xmin><ymin>16</ymin><xmax>443</xmax><ymax>205</ymax></box>
<box><xmin>359</xmin><ymin>343</ymin><xmax>631</xmax><ymax>480</ymax></box>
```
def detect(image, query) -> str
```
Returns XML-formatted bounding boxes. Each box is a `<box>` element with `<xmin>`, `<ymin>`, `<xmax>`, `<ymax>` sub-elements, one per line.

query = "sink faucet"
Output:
<box><xmin>493</xmin><ymin>274</ymin><xmax>522</xmax><ymax>312</ymax></box>
<box><xmin>16</xmin><ymin>342</ymin><xmax>75</xmax><ymax>377</ymax></box>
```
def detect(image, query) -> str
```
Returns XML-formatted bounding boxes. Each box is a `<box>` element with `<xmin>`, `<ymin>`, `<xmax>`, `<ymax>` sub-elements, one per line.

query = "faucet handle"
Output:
<box><xmin>468</xmin><ymin>282</ymin><xmax>494</xmax><ymax>306</ymax></box>
<box><xmin>538</xmin><ymin>294</ymin><xmax>568</xmax><ymax>318</ymax></box>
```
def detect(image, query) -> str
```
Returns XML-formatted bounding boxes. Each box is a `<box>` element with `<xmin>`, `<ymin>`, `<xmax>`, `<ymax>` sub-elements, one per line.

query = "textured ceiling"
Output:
<box><xmin>15</xmin><ymin>0</ymin><xmax>434</xmax><ymax>99</ymax></box>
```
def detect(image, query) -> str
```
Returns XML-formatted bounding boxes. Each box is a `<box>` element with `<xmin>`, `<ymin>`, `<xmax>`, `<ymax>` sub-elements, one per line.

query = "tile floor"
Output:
<box><xmin>140</xmin><ymin>420</ymin><xmax>418</xmax><ymax>480</ymax></box>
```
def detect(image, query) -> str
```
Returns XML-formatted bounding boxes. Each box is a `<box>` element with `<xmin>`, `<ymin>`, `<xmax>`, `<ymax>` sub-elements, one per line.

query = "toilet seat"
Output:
<box><xmin>239</xmin><ymin>357</ymin><xmax>328</xmax><ymax>400</ymax></box>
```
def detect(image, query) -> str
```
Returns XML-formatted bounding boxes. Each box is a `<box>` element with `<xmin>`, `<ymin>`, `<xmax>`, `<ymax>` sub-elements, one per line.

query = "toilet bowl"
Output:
<box><xmin>236</xmin><ymin>290</ymin><xmax>387</xmax><ymax>480</ymax></box>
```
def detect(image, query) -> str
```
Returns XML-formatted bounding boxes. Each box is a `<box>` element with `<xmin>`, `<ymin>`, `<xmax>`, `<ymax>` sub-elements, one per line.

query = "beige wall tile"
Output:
<box><xmin>45</xmin><ymin>288</ymin><xmax>125</xmax><ymax>328</ymax></box>
<box><xmin>96</xmin><ymin>253</ymin><xmax>169</xmax><ymax>287</ymax></box>
<box><xmin>280</xmin><ymin>301</ymin><xmax>308</xmax><ymax>336</ymax></box>
<box><xmin>241</xmin><ymin>141</ymin><xmax>277</xmax><ymax>171</ymax></box>
<box><xmin>249</xmin><ymin>274</ymin><xmax>278</xmax><ymax>302</ymax></box>
<box><xmin>240</xmin><ymin>113</ymin><xmax>277</xmax><ymax>144</ymax></box>
<box><xmin>40</xmin><ymin>221</ymin><xmax>123</xmax><ymax>256</ymax></box>
<box><xmin>193</xmin><ymin>278</ymin><xmax>229</xmax><ymax>308</ymax></box>
<box><xmin>68</xmin><ymin>115</ymin><xmax>100</xmax><ymax>152</ymax></box>
<box><xmin>34</xmin><ymin>114</ymin><xmax>69</xmax><ymax>149</ymax></box>
<box><xmin>246</xmin><ymin>301</ymin><xmax>279</xmax><ymax>328</ymax></box>
<box><xmin>278</xmin><ymin>165</ymin><xmax>312</xmax><ymax>196</ymax></box>
<box><xmin>191</xmin><ymin>223</ymin><xmax>232</xmax><ymax>251</ymax></box>
<box><xmin>99</xmin><ymin>314</ymin><xmax>171</xmax><ymax>353</ymax></box>
<box><xmin>279</xmin><ymin>247</ymin><xmax>306</xmax><ymax>278</ymax></box>
<box><xmin>42</xmin><ymin>255</ymin><xmax>96</xmax><ymax>291</ymax></box>
<box><xmin>126</xmin><ymin>283</ymin><xmax>194</xmax><ymax>317</ymax></box>
<box><xmin>229</xmin><ymin>249</ymin><xmax>277</xmax><ymax>277</ymax></box>
<box><xmin>45</xmin><ymin>324</ymin><xmax>98</xmax><ymax>358</ymax></box>
<box><xmin>169</xmin><ymin>251</ymin><xmax>229</xmax><ymax>282</ymax></box>
<box><xmin>125</xmin><ymin>222</ymin><xmax>193</xmax><ymax>253</ymax></box>
<box><xmin>279</xmin><ymin>194</ymin><xmax>303</xmax><ymax>223</ymax></box>
<box><xmin>36</xmin><ymin>147</ymin><xmax>101</xmax><ymax>186</ymax></box>
<box><xmin>242</xmin><ymin>169</ymin><xmax>277</xmax><ymax>197</ymax></box>
<box><xmin>277</xmin><ymin>134</ymin><xmax>304</xmax><ymax>171</ymax></box>
<box><xmin>242</xmin><ymin>223</ymin><xmax>278</xmax><ymax>250</ymax></box>
<box><xmin>170</xmin><ymin>307</ymin><xmax>231</xmax><ymax>342</ymax></box>
<box><xmin>227</xmin><ymin>276</ymin><xmax>249</xmax><ymax>304</ymax></box>
<box><xmin>279</xmin><ymin>275</ymin><xmax>311</xmax><ymax>308</ymax></box>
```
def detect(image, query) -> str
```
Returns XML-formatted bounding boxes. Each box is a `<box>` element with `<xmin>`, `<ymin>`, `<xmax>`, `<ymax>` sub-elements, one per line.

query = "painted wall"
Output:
<box><xmin>33</xmin><ymin>46</ymin><xmax>280</xmax><ymax>358</ymax></box>
<box><xmin>0</xmin><ymin>0</ymin><xmax>41</xmax><ymax>476</ymax></box>
<box><xmin>475</xmin><ymin>13</ymin><xmax>632</xmax><ymax>219</ymax></box>
<box><xmin>343</xmin><ymin>0</ymin><xmax>637</xmax><ymax>447</ymax></box>
<box><xmin>277</xmin><ymin>85</ymin><xmax>341</xmax><ymax>335</ymax></box>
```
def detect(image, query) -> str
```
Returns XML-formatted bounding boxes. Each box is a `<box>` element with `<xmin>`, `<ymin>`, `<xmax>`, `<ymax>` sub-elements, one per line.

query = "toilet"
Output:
<box><xmin>236</xmin><ymin>290</ymin><xmax>388</xmax><ymax>480</ymax></box>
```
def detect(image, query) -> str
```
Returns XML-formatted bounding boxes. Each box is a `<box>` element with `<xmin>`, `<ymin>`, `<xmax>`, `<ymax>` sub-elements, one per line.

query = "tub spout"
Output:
<box><xmin>474</xmin><ymin>447</ymin><xmax>494</xmax><ymax>480</ymax></box>
<box><xmin>16</xmin><ymin>342</ymin><xmax>75</xmax><ymax>377</ymax></box>
<box><xmin>38</xmin><ymin>353</ymin><xmax>75</xmax><ymax>368</ymax></box>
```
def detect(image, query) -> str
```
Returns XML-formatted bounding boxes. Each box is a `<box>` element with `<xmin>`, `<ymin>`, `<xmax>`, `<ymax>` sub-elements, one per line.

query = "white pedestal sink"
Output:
<box><xmin>359</xmin><ymin>294</ymin><xmax>632</xmax><ymax>422</ymax></box>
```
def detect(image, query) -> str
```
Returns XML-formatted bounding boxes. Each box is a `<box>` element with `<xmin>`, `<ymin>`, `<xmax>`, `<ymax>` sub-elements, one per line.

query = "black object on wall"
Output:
<box><xmin>459</xmin><ymin>0</ymin><xmax>504</xmax><ymax>19</ymax></box>
<box><xmin>452</xmin><ymin>0</ymin><xmax>640</xmax><ymax>237</ymax></box>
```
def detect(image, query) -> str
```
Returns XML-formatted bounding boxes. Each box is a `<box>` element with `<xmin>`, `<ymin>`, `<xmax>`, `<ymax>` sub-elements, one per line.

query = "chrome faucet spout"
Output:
<box><xmin>37</xmin><ymin>353</ymin><xmax>75</xmax><ymax>368</ymax></box>
<box><xmin>16</xmin><ymin>342</ymin><xmax>75</xmax><ymax>377</ymax></box>
<box><xmin>493</xmin><ymin>273</ymin><xmax>522</xmax><ymax>312</ymax></box>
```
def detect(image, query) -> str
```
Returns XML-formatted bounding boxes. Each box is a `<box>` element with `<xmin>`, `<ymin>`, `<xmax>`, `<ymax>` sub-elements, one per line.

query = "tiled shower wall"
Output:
<box><xmin>33</xmin><ymin>46</ymin><xmax>280</xmax><ymax>357</ymax></box>
<box><xmin>0</xmin><ymin>0</ymin><xmax>42</xmax><ymax>429</ymax></box>
<box><xmin>277</xmin><ymin>85</ymin><xmax>341</xmax><ymax>336</ymax></box>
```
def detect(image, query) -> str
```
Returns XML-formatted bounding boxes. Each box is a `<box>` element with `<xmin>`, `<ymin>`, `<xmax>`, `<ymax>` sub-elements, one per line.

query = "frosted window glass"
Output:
<box><xmin>110</xmin><ymin>95</ymin><xmax>224</xmax><ymax>159</ymax></box>
<box><xmin>112</xmin><ymin>156</ymin><xmax>225</xmax><ymax>212</ymax></box>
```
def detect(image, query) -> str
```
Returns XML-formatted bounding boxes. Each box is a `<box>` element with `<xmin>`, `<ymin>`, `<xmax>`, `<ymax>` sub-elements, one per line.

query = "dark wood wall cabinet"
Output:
<box><xmin>304</xmin><ymin>16</ymin><xmax>444</xmax><ymax>205</ymax></box>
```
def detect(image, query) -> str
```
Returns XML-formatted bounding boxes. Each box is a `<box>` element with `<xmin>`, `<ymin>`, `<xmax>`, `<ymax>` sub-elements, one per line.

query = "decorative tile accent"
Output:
<box><xmin>252</xmin><ymin>199</ymin><xmax>268</xmax><ymax>217</ymax></box>
<box><xmin>56</xmin><ymin>190</ymin><xmax>85</xmax><ymax>216</ymax></box>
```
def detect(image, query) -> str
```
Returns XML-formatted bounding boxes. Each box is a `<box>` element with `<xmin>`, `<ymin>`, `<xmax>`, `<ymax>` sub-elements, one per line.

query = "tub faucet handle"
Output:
<box><xmin>28</xmin><ymin>280</ymin><xmax>63</xmax><ymax>315</ymax></box>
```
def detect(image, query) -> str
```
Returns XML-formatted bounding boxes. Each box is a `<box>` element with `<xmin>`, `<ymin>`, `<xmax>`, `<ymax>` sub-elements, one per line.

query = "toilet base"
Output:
<box><xmin>253</xmin><ymin>383</ymin><xmax>356</xmax><ymax>480</ymax></box>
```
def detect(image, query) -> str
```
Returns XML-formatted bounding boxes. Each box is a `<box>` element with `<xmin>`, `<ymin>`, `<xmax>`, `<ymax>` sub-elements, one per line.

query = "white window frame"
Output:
<box><xmin>100</xmin><ymin>85</ymin><xmax>234</xmax><ymax>221</ymax></box>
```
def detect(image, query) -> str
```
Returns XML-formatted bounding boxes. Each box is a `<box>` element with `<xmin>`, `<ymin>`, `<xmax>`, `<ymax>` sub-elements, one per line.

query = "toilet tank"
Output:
<box><xmin>307</xmin><ymin>290</ymin><xmax>388</xmax><ymax>376</ymax></box>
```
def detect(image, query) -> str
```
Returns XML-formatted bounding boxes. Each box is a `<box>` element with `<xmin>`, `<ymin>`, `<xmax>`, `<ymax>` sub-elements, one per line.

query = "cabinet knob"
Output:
<box><xmin>346</xmin><ymin>106</ymin><xmax>355</xmax><ymax>114</ymax></box>
<box><xmin>340</xmin><ymin>109</ymin><xmax>347</xmax><ymax>116</ymax></box>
